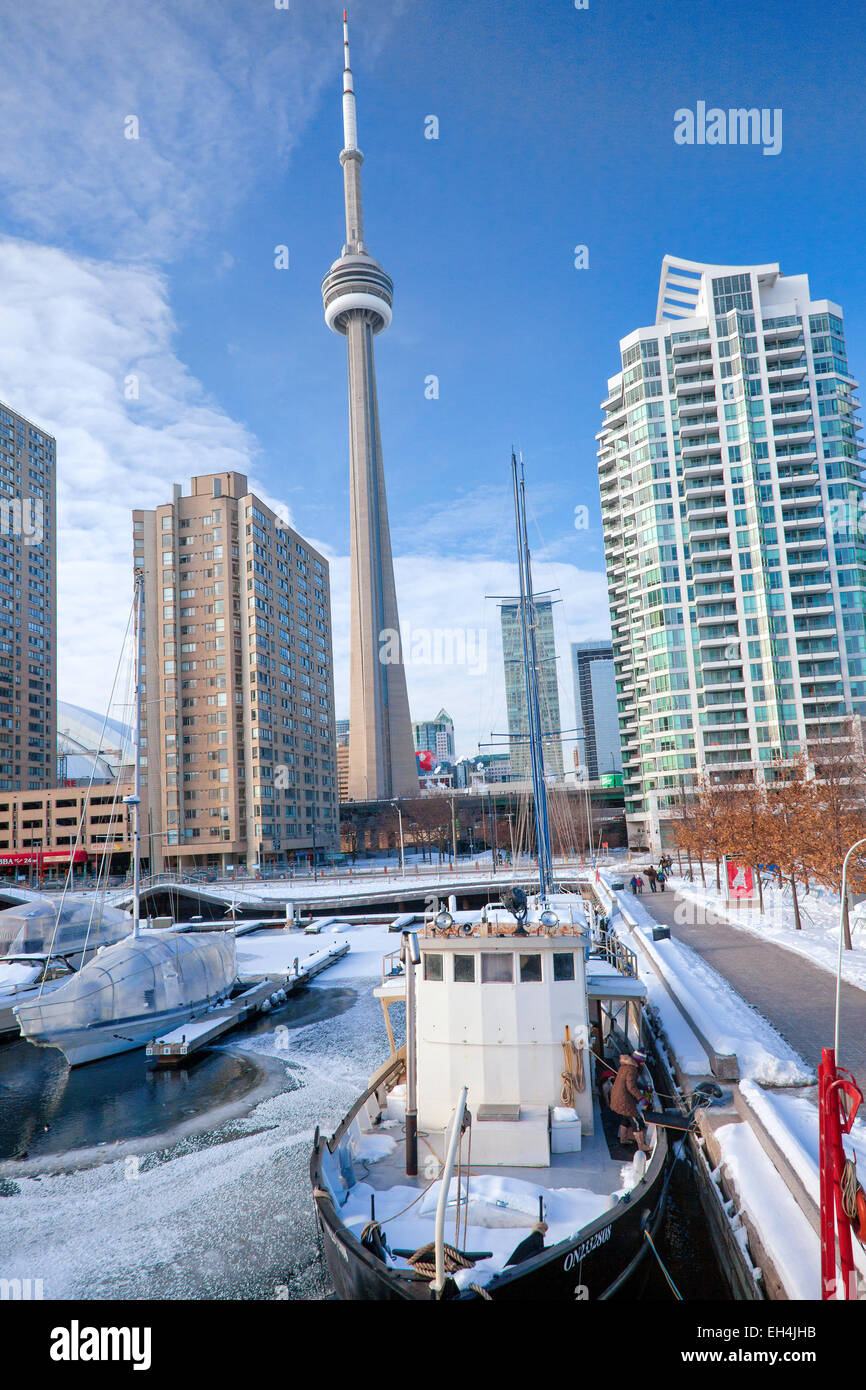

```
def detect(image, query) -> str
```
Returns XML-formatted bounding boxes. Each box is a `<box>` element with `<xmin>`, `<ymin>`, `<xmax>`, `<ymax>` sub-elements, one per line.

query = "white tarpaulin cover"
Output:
<box><xmin>14</xmin><ymin>931</ymin><xmax>237</xmax><ymax>1034</ymax></box>
<box><xmin>0</xmin><ymin>897</ymin><xmax>130</xmax><ymax>959</ymax></box>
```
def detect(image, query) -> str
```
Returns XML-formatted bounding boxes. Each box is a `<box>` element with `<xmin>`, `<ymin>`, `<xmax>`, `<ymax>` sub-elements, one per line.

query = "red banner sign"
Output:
<box><xmin>726</xmin><ymin>859</ymin><xmax>754</xmax><ymax>898</ymax></box>
<box><xmin>0</xmin><ymin>849</ymin><xmax>89</xmax><ymax>868</ymax></box>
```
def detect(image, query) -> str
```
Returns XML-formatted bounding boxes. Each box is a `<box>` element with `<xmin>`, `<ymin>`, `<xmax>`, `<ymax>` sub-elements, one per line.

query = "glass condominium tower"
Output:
<box><xmin>597</xmin><ymin>257</ymin><xmax>866</xmax><ymax>851</ymax></box>
<box><xmin>500</xmin><ymin>598</ymin><xmax>564</xmax><ymax>779</ymax></box>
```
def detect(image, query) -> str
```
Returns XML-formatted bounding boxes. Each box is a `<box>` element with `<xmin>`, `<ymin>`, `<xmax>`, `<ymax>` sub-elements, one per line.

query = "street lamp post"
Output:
<box><xmin>392</xmin><ymin>801</ymin><xmax>404</xmax><ymax>875</ymax></box>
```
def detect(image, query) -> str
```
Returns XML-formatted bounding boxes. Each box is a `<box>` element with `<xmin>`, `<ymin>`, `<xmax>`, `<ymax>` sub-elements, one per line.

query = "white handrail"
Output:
<box><xmin>431</xmin><ymin>1086</ymin><xmax>469</xmax><ymax>1298</ymax></box>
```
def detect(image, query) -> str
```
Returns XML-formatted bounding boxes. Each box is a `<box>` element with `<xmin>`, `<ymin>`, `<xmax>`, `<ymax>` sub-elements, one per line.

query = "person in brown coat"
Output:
<box><xmin>609</xmin><ymin>1051</ymin><xmax>651</xmax><ymax>1153</ymax></box>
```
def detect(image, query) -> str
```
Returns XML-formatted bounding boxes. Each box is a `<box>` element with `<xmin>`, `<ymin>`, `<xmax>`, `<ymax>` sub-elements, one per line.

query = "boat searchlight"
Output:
<box><xmin>539</xmin><ymin>909</ymin><xmax>560</xmax><ymax>930</ymax></box>
<box><xmin>434</xmin><ymin>909</ymin><xmax>454</xmax><ymax>932</ymax></box>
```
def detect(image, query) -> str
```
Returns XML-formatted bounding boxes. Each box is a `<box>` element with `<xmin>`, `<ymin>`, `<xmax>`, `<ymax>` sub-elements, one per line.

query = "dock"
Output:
<box><xmin>146</xmin><ymin>941</ymin><xmax>350</xmax><ymax>1065</ymax></box>
<box><xmin>590</xmin><ymin>873</ymin><xmax>866</xmax><ymax>1301</ymax></box>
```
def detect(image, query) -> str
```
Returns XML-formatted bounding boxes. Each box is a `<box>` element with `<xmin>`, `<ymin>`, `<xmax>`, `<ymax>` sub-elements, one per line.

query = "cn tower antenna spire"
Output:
<box><xmin>342</xmin><ymin>10</ymin><xmax>358</xmax><ymax>152</ymax></box>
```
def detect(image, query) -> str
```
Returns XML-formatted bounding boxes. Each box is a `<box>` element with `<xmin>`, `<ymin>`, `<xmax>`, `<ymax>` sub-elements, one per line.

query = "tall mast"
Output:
<box><xmin>131</xmin><ymin>571</ymin><xmax>144</xmax><ymax>937</ymax></box>
<box><xmin>511</xmin><ymin>452</ymin><xmax>554</xmax><ymax>900</ymax></box>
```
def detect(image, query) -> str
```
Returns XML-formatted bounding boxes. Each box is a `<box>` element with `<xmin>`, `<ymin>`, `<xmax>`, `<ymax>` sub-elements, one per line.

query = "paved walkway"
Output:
<box><xmin>636</xmin><ymin>884</ymin><xmax>866</xmax><ymax>1092</ymax></box>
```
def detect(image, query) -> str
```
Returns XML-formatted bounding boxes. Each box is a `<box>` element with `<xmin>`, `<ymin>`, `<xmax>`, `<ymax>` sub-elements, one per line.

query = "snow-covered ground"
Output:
<box><xmin>712</xmin><ymin>1119</ymin><xmax>820</xmax><ymax>1300</ymax></box>
<box><xmin>235</xmin><ymin>920</ymin><xmax>398</xmax><ymax>982</ymax></box>
<box><xmin>668</xmin><ymin>873</ymin><xmax>866</xmax><ymax>993</ymax></box>
<box><xmin>715</xmin><ymin>1080</ymin><xmax>866</xmax><ymax>1299</ymax></box>
<box><xmin>598</xmin><ymin>874</ymin><xmax>813</xmax><ymax>1086</ymax></box>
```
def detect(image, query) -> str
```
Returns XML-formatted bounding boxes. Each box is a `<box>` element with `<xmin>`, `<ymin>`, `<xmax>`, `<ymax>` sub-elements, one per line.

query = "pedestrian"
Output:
<box><xmin>646</xmin><ymin>866</ymin><xmax>657</xmax><ymax>893</ymax></box>
<box><xmin>657</xmin><ymin>870</ymin><xmax>666</xmax><ymax>892</ymax></box>
<box><xmin>636</xmin><ymin>875</ymin><xmax>644</xmax><ymax>894</ymax></box>
<box><xmin>609</xmin><ymin>1050</ymin><xmax>651</xmax><ymax>1154</ymax></box>
<box><xmin>629</xmin><ymin>875</ymin><xmax>638</xmax><ymax>894</ymax></box>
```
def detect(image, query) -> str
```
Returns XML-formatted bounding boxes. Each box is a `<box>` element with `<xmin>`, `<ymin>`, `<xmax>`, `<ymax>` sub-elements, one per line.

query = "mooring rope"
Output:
<box><xmin>644</xmin><ymin>1228</ymin><xmax>683</xmax><ymax>1300</ymax></box>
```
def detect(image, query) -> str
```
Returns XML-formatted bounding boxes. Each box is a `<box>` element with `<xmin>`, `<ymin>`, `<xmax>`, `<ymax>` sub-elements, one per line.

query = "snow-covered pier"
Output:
<box><xmin>592</xmin><ymin>872</ymin><xmax>866</xmax><ymax>1301</ymax></box>
<box><xmin>146</xmin><ymin>941</ymin><xmax>350</xmax><ymax>1065</ymax></box>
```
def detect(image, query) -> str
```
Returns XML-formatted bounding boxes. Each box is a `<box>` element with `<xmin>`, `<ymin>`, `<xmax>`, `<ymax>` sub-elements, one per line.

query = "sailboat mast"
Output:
<box><xmin>511</xmin><ymin>452</ymin><xmax>554</xmax><ymax>900</ymax></box>
<box><xmin>132</xmin><ymin>570</ymin><xmax>144</xmax><ymax>938</ymax></box>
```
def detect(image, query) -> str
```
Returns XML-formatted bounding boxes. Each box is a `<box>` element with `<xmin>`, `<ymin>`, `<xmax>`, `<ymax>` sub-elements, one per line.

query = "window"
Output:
<box><xmin>481</xmin><ymin>953</ymin><xmax>513</xmax><ymax>983</ymax></box>
<box><xmin>517</xmin><ymin>953</ymin><xmax>542</xmax><ymax>983</ymax></box>
<box><xmin>453</xmin><ymin>954</ymin><xmax>475</xmax><ymax>983</ymax></box>
<box><xmin>553</xmin><ymin>953</ymin><xmax>575</xmax><ymax>981</ymax></box>
<box><xmin>423</xmin><ymin>953</ymin><xmax>443</xmax><ymax>982</ymax></box>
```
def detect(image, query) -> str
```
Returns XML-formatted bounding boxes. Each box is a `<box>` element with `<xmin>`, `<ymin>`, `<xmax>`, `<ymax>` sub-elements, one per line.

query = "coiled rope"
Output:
<box><xmin>406</xmin><ymin>1242</ymin><xmax>476</xmax><ymax>1278</ymax></box>
<box><xmin>560</xmin><ymin>1029</ymin><xmax>586</xmax><ymax>1106</ymax></box>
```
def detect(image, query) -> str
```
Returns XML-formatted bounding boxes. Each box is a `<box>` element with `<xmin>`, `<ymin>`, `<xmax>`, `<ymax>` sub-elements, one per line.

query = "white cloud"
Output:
<box><xmin>0</xmin><ymin>0</ymin><xmax>403</xmax><ymax>262</ymax></box>
<box><xmin>323</xmin><ymin>549</ymin><xmax>611</xmax><ymax>761</ymax></box>
<box><xmin>0</xmin><ymin>236</ymin><xmax>258</xmax><ymax>710</ymax></box>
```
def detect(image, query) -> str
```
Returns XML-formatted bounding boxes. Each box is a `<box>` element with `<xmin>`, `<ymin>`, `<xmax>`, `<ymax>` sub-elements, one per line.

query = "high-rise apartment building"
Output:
<box><xmin>500</xmin><ymin>599</ymin><xmax>564</xmax><ymax>778</ymax></box>
<box><xmin>412</xmin><ymin>709</ymin><xmax>455</xmax><ymax>762</ymax></box>
<box><xmin>0</xmin><ymin>401</ymin><xmax>56</xmax><ymax>791</ymax></box>
<box><xmin>598</xmin><ymin>256</ymin><xmax>866</xmax><ymax>849</ymax></box>
<box><xmin>133</xmin><ymin>472</ymin><xmax>338</xmax><ymax>872</ymax></box>
<box><xmin>571</xmin><ymin>641</ymin><xmax>621</xmax><ymax>780</ymax></box>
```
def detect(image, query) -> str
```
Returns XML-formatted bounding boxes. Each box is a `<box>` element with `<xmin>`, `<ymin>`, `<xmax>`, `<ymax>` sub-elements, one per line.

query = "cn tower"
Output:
<box><xmin>322</xmin><ymin>12</ymin><xmax>417</xmax><ymax>801</ymax></box>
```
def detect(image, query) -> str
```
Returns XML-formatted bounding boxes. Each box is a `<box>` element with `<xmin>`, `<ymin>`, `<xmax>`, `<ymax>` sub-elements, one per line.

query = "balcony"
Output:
<box><xmin>686</xmin><ymin>499</ymin><xmax>728</xmax><ymax>520</ymax></box>
<box><xmin>762</xmin><ymin>323</ymin><xmax>803</xmax><ymax>342</ymax></box>
<box><xmin>678</xmin><ymin>392</ymin><xmax>717</xmax><ymax>415</ymax></box>
<box><xmin>764</xmin><ymin>342</ymin><xmax>806</xmax><ymax>362</ymax></box>
<box><xmin>682</xmin><ymin>439</ymin><xmax>722</xmax><ymax>459</ymax></box>
<box><xmin>676</xmin><ymin>374</ymin><xmax>716</xmax><ymax>395</ymax></box>
<box><xmin>674</xmin><ymin>353</ymin><xmax>713</xmax><ymax>373</ymax></box>
<box><xmin>771</xmin><ymin>404</ymin><xmax>811</xmax><ymax>424</ymax></box>
<box><xmin>768</xmin><ymin>381</ymin><xmax>810</xmax><ymax>401</ymax></box>
<box><xmin>773</xmin><ymin>425</ymin><xmax>816</xmax><ymax>445</ymax></box>
<box><xmin>680</xmin><ymin>416</ymin><xmax>719</xmax><ymax>437</ymax></box>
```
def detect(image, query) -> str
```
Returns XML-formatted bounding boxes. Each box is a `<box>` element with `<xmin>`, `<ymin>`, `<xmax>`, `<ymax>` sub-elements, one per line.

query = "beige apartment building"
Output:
<box><xmin>0</xmin><ymin>400</ymin><xmax>56</xmax><ymax>791</ymax></box>
<box><xmin>0</xmin><ymin>783</ymin><xmax>133</xmax><ymax>881</ymax></box>
<box><xmin>133</xmin><ymin>472</ymin><xmax>339</xmax><ymax>873</ymax></box>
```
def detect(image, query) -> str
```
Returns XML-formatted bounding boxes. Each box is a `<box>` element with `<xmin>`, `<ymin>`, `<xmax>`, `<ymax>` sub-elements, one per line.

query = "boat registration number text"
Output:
<box><xmin>564</xmin><ymin>1225</ymin><xmax>611</xmax><ymax>1270</ymax></box>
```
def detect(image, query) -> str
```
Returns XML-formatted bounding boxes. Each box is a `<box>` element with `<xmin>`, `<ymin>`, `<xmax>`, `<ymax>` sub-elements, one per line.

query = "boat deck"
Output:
<box><xmin>362</xmin><ymin>1093</ymin><xmax>636</xmax><ymax>1199</ymax></box>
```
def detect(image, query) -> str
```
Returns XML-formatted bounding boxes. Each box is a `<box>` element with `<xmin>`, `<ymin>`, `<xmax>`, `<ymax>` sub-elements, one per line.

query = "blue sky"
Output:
<box><xmin>1</xmin><ymin>0</ymin><xmax>865</xmax><ymax>759</ymax></box>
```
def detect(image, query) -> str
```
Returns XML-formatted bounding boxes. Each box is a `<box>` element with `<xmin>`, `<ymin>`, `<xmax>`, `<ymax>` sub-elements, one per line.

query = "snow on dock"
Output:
<box><xmin>146</xmin><ymin>941</ymin><xmax>350</xmax><ymax>1064</ymax></box>
<box><xmin>593</xmin><ymin>871</ymin><xmax>866</xmax><ymax>1301</ymax></box>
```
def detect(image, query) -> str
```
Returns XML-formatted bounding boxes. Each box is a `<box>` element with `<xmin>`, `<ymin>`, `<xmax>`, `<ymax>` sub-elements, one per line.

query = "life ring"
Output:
<box><xmin>856</xmin><ymin>1186</ymin><xmax>866</xmax><ymax>1245</ymax></box>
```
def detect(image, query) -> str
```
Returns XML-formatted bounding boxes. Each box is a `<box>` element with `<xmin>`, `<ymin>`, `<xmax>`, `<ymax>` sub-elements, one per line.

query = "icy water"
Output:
<box><xmin>0</xmin><ymin>976</ymin><xmax>728</xmax><ymax>1301</ymax></box>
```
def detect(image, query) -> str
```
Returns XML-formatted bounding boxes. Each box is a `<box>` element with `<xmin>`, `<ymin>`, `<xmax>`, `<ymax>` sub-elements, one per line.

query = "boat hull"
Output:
<box><xmin>311</xmin><ymin>1051</ymin><xmax>671</xmax><ymax>1302</ymax></box>
<box><xmin>18</xmin><ymin>1001</ymin><xmax>218</xmax><ymax>1066</ymax></box>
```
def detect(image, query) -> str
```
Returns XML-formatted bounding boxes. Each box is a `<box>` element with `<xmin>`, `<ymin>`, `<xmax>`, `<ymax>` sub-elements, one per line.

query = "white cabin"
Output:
<box><xmin>414</xmin><ymin>912</ymin><xmax>593</xmax><ymax>1168</ymax></box>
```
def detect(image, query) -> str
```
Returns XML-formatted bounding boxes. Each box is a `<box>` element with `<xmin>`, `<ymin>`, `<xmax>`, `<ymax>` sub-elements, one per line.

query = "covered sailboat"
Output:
<box><xmin>0</xmin><ymin>897</ymin><xmax>132</xmax><ymax>1035</ymax></box>
<box><xmin>13</xmin><ymin>929</ymin><xmax>237</xmax><ymax>1066</ymax></box>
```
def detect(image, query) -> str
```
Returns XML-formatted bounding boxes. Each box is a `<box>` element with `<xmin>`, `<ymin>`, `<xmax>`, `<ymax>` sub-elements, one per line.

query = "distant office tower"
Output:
<box><xmin>321</xmin><ymin>15</ymin><xmax>417</xmax><ymax>802</ymax></box>
<box><xmin>500</xmin><ymin>599</ymin><xmax>564</xmax><ymax>777</ymax></box>
<box><xmin>335</xmin><ymin>718</ymin><xmax>350</xmax><ymax>747</ymax></box>
<box><xmin>133</xmin><ymin>472</ymin><xmax>338</xmax><ymax>873</ymax></box>
<box><xmin>571</xmin><ymin>641</ymin><xmax>621</xmax><ymax>780</ymax></box>
<box><xmin>0</xmin><ymin>401</ymin><xmax>55</xmax><ymax>791</ymax></box>
<box><xmin>412</xmin><ymin>709</ymin><xmax>455</xmax><ymax>762</ymax></box>
<box><xmin>598</xmin><ymin>256</ymin><xmax>866</xmax><ymax>849</ymax></box>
